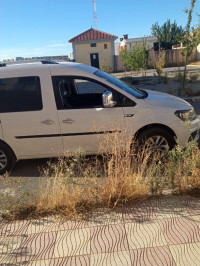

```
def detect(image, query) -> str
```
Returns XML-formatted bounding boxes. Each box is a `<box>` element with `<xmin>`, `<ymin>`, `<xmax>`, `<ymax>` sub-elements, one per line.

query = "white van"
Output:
<box><xmin>0</xmin><ymin>60</ymin><xmax>199</xmax><ymax>174</ymax></box>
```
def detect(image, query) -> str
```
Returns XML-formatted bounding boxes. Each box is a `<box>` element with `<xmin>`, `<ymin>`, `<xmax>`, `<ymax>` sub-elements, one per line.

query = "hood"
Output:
<box><xmin>144</xmin><ymin>90</ymin><xmax>192</xmax><ymax>109</ymax></box>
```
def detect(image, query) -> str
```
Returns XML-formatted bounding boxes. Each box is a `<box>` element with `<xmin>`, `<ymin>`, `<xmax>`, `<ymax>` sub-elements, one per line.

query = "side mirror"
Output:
<box><xmin>102</xmin><ymin>91</ymin><xmax>116</xmax><ymax>108</ymax></box>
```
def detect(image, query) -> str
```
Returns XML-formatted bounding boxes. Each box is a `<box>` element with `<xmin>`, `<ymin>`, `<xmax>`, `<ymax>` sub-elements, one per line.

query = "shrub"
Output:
<box><xmin>154</xmin><ymin>52</ymin><xmax>165</xmax><ymax>77</ymax></box>
<box><xmin>119</xmin><ymin>42</ymin><xmax>149</xmax><ymax>74</ymax></box>
<box><xmin>189</xmin><ymin>72</ymin><xmax>200</xmax><ymax>82</ymax></box>
<box><xmin>100</xmin><ymin>59</ymin><xmax>112</xmax><ymax>73</ymax></box>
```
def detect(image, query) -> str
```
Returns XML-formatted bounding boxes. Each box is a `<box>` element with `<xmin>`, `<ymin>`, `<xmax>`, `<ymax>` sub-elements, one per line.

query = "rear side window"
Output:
<box><xmin>0</xmin><ymin>76</ymin><xmax>43</xmax><ymax>113</ymax></box>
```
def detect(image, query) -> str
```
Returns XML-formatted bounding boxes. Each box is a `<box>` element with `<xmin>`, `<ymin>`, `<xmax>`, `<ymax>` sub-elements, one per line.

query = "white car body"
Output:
<box><xmin>0</xmin><ymin>61</ymin><xmax>199</xmax><ymax>165</ymax></box>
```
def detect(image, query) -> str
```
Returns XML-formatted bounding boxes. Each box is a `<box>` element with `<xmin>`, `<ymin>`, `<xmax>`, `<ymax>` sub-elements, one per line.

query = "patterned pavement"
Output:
<box><xmin>1</xmin><ymin>195</ymin><xmax>200</xmax><ymax>265</ymax></box>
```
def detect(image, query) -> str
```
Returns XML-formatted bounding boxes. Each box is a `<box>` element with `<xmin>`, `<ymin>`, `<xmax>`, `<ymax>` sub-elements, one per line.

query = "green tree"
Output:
<box><xmin>151</xmin><ymin>19</ymin><xmax>185</xmax><ymax>45</ymax></box>
<box><xmin>119</xmin><ymin>41</ymin><xmax>149</xmax><ymax>74</ymax></box>
<box><xmin>182</xmin><ymin>0</ymin><xmax>197</xmax><ymax>92</ymax></box>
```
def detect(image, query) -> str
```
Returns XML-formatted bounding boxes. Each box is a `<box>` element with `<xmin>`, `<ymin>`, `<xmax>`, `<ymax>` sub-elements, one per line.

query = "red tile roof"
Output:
<box><xmin>68</xmin><ymin>28</ymin><xmax>118</xmax><ymax>43</ymax></box>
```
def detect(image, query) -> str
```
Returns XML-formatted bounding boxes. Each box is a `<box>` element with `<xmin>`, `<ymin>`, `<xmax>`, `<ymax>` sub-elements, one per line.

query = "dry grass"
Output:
<box><xmin>1</xmin><ymin>132</ymin><xmax>200</xmax><ymax>220</ymax></box>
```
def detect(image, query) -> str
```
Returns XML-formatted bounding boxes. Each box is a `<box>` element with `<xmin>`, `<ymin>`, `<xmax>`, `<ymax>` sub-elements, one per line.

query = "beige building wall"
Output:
<box><xmin>74</xmin><ymin>40</ymin><xmax>114</xmax><ymax>70</ymax></box>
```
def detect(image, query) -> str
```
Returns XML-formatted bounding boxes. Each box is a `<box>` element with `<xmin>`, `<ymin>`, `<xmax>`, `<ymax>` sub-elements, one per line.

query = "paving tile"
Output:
<box><xmin>59</xmin><ymin>218</ymin><xmax>90</xmax><ymax>231</ymax></box>
<box><xmin>123</xmin><ymin>201</ymin><xmax>157</xmax><ymax>223</ymax></box>
<box><xmin>0</xmin><ymin>220</ymin><xmax>30</xmax><ymax>237</ymax></box>
<box><xmin>130</xmin><ymin>246</ymin><xmax>176</xmax><ymax>266</ymax></box>
<box><xmin>29</xmin><ymin>255</ymin><xmax>90</xmax><ymax>266</ymax></box>
<box><xmin>158</xmin><ymin>217</ymin><xmax>200</xmax><ymax>245</ymax></box>
<box><xmin>154</xmin><ymin>196</ymin><xmax>190</xmax><ymax>219</ymax></box>
<box><xmin>91</xmin><ymin>223</ymin><xmax>128</xmax><ymax>254</ymax></box>
<box><xmin>15</xmin><ymin>231</ymin><xmax>57</xmax><ymax>263</ymax></box>
<box><xmin>53</xmin><ymin>228</ymin><xmax>90</xmax><ymax>258</ymax></box>
<box><xmin>0</xmin><ymin>235</ymin><xmax>27</xmax><ymax>264</ymax></box>
<box><xmin>91</xmin><ymin>208</ymin><xmax>123</xmax><ymax>226</ymax></box>
<box><xmin>169</xmin><ymin>242</ymin><xmax>200</xmax><ymax>266</ymax></box>
<box><xmin>91</xmin><ymin>251</ymin><xmax>131</xmax><ymax>266</ymax></box>
<box><xmin>191</xmin><ymin>215</ymin><xmax>200</xmax><ymax>228</ymax></box>
<box><xmin>125</xmin><ymin>220</ymin><xmax>167</xmax><ymax>249</ymax></box>
<box><xmin>27</xmin><ymin>217</ymin><xmax>60</xmax><ymax>234</ymax></box>
<box><xmin>179</xmin><ymin>196</ymin><xmax>200</xmax><ymax>215</ymax></box>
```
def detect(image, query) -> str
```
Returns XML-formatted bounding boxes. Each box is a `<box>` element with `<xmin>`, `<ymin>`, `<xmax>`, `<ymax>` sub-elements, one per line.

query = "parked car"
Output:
<box><xmin>0</xmin><ymin>60</ymin><xmax>199</xmax><ymax>174</ymax></box>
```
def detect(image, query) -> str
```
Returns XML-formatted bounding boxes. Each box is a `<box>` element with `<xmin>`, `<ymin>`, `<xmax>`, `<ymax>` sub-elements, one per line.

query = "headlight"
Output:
<box><xmin>175</xmin><ymin>109</ymin><xmax>196</xmax><ymax>121</ymax></box>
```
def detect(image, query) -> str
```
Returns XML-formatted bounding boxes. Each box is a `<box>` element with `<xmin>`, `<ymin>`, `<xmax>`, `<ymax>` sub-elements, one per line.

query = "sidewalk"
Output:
<box><xmin>1</xmin><ymin>195</ymin><xmax>200</xmax><ymax>265</ymax></box>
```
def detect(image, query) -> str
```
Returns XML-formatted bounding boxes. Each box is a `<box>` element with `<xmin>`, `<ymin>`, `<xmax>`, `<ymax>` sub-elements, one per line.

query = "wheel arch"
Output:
<box><xmin>134</xmin><ymin>123</ymin><xmax>177</xmax><ymax>143</ymax></box>
<box><xmin>0</xmin><ymin>139</ymin><xmax>17</xmax><ymax>161</ymax></box>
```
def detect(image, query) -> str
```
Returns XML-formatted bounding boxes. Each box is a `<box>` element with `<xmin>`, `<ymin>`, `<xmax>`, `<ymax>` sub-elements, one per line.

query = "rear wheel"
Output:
<box><xmin>0</xmin><ymin>143</ymin><xmax>17</xmax><ymax>175</ymax></box>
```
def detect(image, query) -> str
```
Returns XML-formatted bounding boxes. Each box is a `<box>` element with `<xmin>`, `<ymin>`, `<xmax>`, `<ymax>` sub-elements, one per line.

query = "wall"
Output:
<box><xmin>115</xmin><ymin>48</ymin><xmax>197</xmax><ymax>71</ymax></box>
<box><xmin>74</xmin><ymin>40</ymin><xmax>114</xmax><ymax>70</ymax></box>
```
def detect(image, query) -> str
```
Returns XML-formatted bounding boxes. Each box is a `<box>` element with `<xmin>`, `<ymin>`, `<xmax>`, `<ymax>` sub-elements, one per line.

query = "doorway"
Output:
<box><xmin>90</xmin><ymin>53</ymin><xmax>99</xmax><ymax>68</ymax></box>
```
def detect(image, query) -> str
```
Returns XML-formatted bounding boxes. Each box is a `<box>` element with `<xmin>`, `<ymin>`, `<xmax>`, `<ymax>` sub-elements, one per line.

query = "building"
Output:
<box><xmin>115</xmin><ymin>35</ymin><xmax>157</xmax><ymax>55</ymax></box>
<box><xmin>3</xmin><ymin>55</ymin><xmax>69</xmax><ymax>62</ymax></box>
<box><xmin>31</xmin><ymin>55</ymin><xmax>69</xmax><ymax>61</ymax></box>
<box><xmin>68</xmin><ymin>28</ymin><xmax>118</xmax><ymax>71</ymax></box>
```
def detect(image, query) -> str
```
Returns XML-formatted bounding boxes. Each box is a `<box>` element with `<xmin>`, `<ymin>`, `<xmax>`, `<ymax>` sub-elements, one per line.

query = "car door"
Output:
<box><xmin>52</xmin><ymin>76</ymin><xmax>126</xmax><ymax>154</ymax></box>
<box><xmin>0</xmin><ymin>68</ymin><xmax>63</xmax><ymax>159</ymax></box>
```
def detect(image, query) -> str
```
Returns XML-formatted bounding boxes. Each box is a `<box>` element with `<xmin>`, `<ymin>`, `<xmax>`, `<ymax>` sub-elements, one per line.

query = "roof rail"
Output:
<box><xmin>2</xmin><ymin>59</ymin><xmax>59</xmax><ymax>66</ymax></box>
<box><xmin>41</xmin><ymin>59</ymin><xmax>59</xmax><ymax>64</ymax></box>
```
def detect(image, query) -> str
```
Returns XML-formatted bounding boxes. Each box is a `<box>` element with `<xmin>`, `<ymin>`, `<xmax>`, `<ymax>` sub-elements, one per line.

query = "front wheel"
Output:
<box><xmin>0</xmin><ymin>143</ymin><xmax>17</xmax><ymax>175</ymax></box>
<box><xmin>136</xmin><ymin>127</ymin><xmax>175</xmax><ymax>159</ymax></box>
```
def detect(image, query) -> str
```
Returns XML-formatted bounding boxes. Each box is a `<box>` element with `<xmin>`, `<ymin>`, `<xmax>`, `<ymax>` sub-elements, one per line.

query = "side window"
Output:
<box><xmin>52</xmin><ymin>76</ymin><xmax>136</xmax><ymax>109</ymax></box>
<box><xmin>0</xmin><ymin>76</ymin><xmax>42</xmax><ymax>113</ymax></box>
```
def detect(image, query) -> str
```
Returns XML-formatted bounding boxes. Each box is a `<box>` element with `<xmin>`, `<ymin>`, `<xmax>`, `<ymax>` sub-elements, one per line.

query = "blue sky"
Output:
<box><xmin>0</xmin><ymin>0</ymin><xmax>199</xmax><ymax>60</ymax></box>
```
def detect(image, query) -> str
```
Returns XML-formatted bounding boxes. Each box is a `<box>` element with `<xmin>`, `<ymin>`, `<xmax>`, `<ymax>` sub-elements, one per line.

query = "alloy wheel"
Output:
<box><xmin>143</xmin><ymin>135</ymin><xmax>169</xmax><ymax>157</ymax></box>
<box><xmin>0</xmin><ymin>149</ymin><xmax>7</xmax><ymax>171</ymax></box>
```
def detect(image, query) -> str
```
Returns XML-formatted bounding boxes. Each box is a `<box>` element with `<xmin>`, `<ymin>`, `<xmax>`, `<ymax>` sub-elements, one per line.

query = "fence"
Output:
<box><xmin>115</xmin><ymin>48</ymin><xmax>197</xmax><ymax>72</ymax></box>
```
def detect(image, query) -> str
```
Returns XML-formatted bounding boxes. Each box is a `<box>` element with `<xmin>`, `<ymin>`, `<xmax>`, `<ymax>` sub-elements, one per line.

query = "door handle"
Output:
<box><xmin>62</xmin><ymin>119</ymin><xmax>75</xmax><ymax>124</ymax></box>
<box><xmin>41</xmin><ymin>119</ymin><xmax>55</xmax><ymax>125</ymax></box>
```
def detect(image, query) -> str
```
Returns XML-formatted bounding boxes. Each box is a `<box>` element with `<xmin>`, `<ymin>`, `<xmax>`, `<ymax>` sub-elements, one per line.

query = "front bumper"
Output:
<box><xmin>189</xmin><ymin>129</ymin><xmax>199</xmax><ymax>142</ymax></box>
<box><xmin>171</xmin><ymin>116</ymin><xmax>200</xmax><ymax>146</ymax></box>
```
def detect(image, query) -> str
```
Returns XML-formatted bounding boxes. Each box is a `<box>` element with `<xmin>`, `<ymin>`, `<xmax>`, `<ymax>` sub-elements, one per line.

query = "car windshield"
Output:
<box><xmin>94</xmin><ymin>69</ymin><xmax>145</xmax><ymax>99</ymax></box>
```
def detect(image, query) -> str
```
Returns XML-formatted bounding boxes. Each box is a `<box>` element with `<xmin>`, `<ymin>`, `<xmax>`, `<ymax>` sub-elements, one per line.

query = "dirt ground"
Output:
<box><xmin>112</xmin><ymin>64</ymin><xmax>200</xmax><ymax>98</ymax></box>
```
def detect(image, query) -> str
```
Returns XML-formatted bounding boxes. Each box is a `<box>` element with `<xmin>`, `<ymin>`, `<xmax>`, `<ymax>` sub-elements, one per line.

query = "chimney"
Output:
<box><xmin>123</xmin><ymin>34</ymin><xmax>128</xmax><ymax>40</ymax></box>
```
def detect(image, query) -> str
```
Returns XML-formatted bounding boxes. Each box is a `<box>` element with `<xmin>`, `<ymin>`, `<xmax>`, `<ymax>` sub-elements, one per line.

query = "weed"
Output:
<box><xmin>1</xmin><ymin>132</ymin><xmax>200</xmax><ymax>220</ymax></box>
<box><xmin>100</xmin><ymin>59</ymin><xmax>112</xmax><ymax>74</ymax></box>
<box><xmin>185</xmin><ymin>83</ymin><xmax>194</xmax><ymax>96</ymax></box>
<box><xmin>167</xmin><ymin>82</ymin><xmax>173</xmax><ymax>95</ymax></box>
<box><xmin>189</xmin><ymin>72</ymin><xmax>200</xmax><ymax>82</ymax></box>
<box><xmin>174</xmin><ymin>71</ymin><xmax>185</xmax><ymax>96</ymax></box>
<box><xmin>154</xmin><ymin>52</ymin><xmax>165</xmax><ymax>77</ymax></box>
<box><xmin>161</xmin><ymin>72</ymin><xmax>168</xmax><ymax>84</ymax></box>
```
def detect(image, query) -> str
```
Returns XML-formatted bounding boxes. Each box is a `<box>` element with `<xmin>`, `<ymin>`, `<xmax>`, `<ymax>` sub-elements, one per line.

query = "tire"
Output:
<box><xmin>136</xmin><ymin>127</ymin><xmax>175</xmax><ymax>159</ymax></box>
<box><xmin>0</xmin><ymin>142</ymin><xmax>17</xmax><ymax>175</ymax></box>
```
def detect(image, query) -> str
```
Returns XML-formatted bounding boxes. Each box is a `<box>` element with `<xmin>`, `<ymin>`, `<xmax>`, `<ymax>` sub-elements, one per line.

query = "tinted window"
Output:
<box><xmin>0</xmin><ymin>76</ymin><xmax>42</xmax><ymax>113</ymax></box>
<box><xmin>52</xmin><ymin>76</ymin><xmax>136</xmax><ymax>110</ymax></box>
